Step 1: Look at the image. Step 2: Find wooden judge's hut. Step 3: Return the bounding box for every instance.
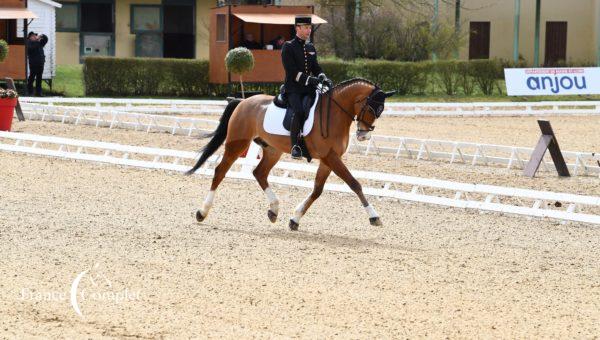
[209,5,326,87]
[0,0,37,80]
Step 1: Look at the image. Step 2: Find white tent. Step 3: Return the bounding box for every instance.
[17,0,61,80]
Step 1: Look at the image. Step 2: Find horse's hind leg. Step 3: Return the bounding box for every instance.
[252,144,282,223]
[196,139,251,222]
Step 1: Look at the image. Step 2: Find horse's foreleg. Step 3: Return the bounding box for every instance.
[196,139,251,222]
[289,162,331,231]
[324,151,382,226]
[252,146,282,223]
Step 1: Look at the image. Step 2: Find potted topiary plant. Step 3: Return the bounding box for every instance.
[0,88,18,131]
[0,38,19,131]
[225,47,254,98]
[0,39,8,63]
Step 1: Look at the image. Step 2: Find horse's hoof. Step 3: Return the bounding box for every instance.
[196,210,205,222]
[289,219,299,231]
[267,210,278,223]
[369,217,383,226]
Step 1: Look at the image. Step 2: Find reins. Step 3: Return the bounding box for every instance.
[317,83,382,137]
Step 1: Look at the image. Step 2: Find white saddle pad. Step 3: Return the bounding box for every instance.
[263,91,320,136]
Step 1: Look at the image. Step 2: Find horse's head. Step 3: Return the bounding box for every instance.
[353,86,396,141]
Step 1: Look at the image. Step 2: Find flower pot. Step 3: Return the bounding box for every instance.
[0,97,17,131]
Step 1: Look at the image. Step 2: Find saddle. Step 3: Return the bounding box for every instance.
[273,85,316,131]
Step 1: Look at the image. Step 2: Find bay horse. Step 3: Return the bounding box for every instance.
[186,78,395,230]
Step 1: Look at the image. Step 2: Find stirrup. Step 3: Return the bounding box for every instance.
[291,145,302,159]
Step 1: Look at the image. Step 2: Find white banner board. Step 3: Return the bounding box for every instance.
[504,68,600,96]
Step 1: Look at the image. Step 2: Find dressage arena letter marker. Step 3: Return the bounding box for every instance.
[523,120,570,177]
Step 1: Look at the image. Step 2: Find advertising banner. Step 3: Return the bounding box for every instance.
[504,68,600,96]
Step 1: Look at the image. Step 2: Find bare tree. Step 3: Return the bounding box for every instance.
[316,0,466,60]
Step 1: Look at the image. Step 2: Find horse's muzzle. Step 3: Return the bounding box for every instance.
[356,130,371,141]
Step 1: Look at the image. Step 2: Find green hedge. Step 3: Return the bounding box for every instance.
[320,58,354,84]
[469,59,503,95]
[435,60,461,95]
[355,60,432,95]
[322,58,502,96]
[84,57,210,97]
[84,56,511,97]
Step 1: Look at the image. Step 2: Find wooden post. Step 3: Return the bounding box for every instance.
[4,77,25,121]
[454,0,461,59]
[513,0,521,63]
[523,120,570,177]
[432,0,439,61]
[533,0,541,67]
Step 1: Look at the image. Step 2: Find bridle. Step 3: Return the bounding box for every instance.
[318,84,385,137]
[355,88,386,132]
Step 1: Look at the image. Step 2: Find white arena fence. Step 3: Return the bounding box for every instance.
[1,131,599,225]
[21,103,600,177]
[20,97,600,117]
[348,135,600,177]
[21,103,219,136]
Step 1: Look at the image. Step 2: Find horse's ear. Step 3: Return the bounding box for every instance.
[384,91,396,98]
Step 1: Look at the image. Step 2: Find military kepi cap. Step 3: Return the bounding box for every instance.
[295,15,312,26]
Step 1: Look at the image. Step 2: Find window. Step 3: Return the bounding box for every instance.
[216,14,226,42]
[6,20,24,44]
[545,22,567,66]
[56,2,79,31]
[0,19,24,44]
[135,32,163,57]
[81,2,113,33]
[469,21,490,59]
[131,5,161,33]
[0,20,6,41]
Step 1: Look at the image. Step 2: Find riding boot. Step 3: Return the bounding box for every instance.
[290,112,303,159]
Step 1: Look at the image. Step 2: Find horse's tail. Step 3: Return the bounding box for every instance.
[185,99,242,176]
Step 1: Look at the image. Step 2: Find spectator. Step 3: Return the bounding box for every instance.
[26,32,48,97]
[240,33,262,50]
[268,36,285,50]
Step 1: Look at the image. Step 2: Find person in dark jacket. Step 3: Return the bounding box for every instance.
[240,33,263,50]
[281,16,331,159]
[268,36,285,50]
[26,32,48,96]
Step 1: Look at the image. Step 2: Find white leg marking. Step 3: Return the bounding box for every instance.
[200,190,215,216]
[364,204,379,218]
[292,194,311,224]
[264,187,279,214]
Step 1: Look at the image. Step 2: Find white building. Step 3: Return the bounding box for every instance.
[17,0,61,81]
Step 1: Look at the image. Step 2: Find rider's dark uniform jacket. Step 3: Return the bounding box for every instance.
[281,36,324,94]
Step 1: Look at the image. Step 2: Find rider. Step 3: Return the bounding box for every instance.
[281,15,330,159]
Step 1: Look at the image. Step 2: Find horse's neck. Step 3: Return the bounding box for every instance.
[327,85,364,124]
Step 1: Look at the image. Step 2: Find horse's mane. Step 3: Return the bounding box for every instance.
[332,78,377,93]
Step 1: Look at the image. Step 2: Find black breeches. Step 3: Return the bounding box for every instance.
[287,93,308,121]
[288,93,309,146]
